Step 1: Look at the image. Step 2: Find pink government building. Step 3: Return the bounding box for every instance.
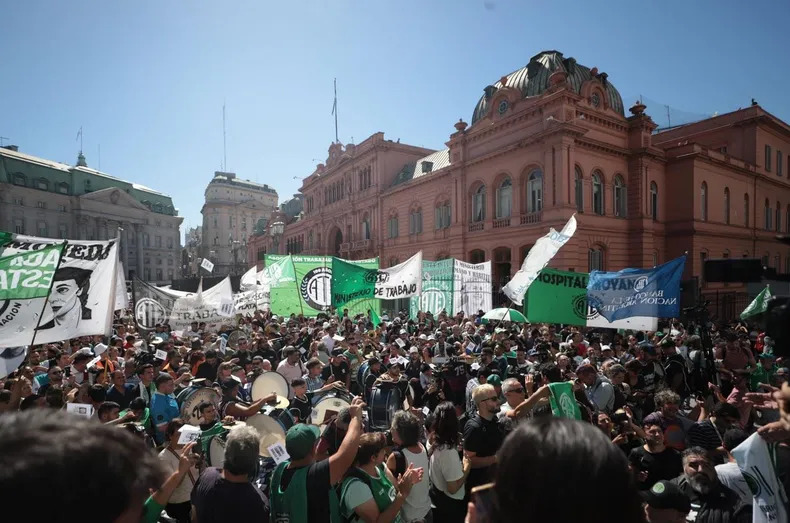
[248,50,790,316]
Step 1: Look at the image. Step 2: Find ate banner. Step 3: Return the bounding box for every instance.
[133,278,178,331]
[0,232,119,344]
[524,268,659,330]
[409,259,454,318]
[331,251,422,309]
[266,255,380,318]
[0,242,65,348]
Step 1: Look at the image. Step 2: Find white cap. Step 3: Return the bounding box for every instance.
[409,347,418,354]
[93,343,108,356]
[601,345,613,352]
[323,322,330,329]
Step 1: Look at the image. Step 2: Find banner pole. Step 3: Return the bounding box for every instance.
[29,240,69,348]
[291,255,304,317]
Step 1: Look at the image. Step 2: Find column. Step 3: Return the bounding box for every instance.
[122,225,130,276]
[136,224,144,279]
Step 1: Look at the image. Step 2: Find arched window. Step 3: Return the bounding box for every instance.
[388,214,399,238]
[527,169,543,213]
[613,175,626,217]
[409,208,422,235]
[765,199,772,230]
[362,215,371,240]
[472,185,486,222]
[574,166,584,213]
[58,182,70,195]
[36,179,49,191]
[724,187,730,224]
[592,171,604,215]
[496,177,512,219]
[744,194,750,227]
[12,173,25,186]
[650,182,658,221]
[588,247,604,271]
[700,182,708,221]
[777,202,782,232]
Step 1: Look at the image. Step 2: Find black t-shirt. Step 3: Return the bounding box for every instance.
[289,392,316,424]
[628,446,682,490]
[253,346,278,366]
[276,458,332,523]
[191,467,266,523]
[321,361,350,385]
[463,414,505,491]
[196,361,220,382]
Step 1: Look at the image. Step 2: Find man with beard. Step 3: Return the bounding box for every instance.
[671,447,751,522]
[628,421,682,490]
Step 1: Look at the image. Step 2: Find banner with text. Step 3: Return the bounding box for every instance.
[169,277,235,330]
[525,268,659,330]
[0,232,119,344]
[452,260,492,316]
[133,278,178,331]
[409,259,454,318]
[266,255,380,318]
[332,251,422,309]
[0,242,65,348]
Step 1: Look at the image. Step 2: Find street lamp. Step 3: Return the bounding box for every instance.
[270,221,285,255]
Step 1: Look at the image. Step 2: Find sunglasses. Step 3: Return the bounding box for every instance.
[507,388,524,393]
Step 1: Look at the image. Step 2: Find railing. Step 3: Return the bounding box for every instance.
[339,242,351,253]
[520,211,542,225]
[493,217,511,229]
[352,239,371,251]
[468,222,484,232]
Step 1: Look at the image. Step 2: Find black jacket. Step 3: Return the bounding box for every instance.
[671,476,751,523]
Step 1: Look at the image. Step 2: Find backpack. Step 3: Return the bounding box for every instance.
[336,468,374,523]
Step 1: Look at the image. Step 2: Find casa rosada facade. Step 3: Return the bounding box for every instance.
[248,50,790,313]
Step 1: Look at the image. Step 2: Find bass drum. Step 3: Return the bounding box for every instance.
[246,407,295,457]
[251,371,290,402]
[207,433,228,468]
[178,386,220,426]
[357,360,370,386]
[368,382,402,432]
[310,389,354,426]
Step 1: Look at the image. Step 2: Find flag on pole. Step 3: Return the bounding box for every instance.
[502,215,577,305]
[369,308,381,327]
[547,382,581,420]
[741,285,772,320]
[331,251,422,309]
[0,243,66,348]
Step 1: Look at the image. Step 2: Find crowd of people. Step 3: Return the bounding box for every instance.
[1,306,789,523]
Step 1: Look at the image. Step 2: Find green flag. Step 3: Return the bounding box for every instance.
[740,285,772,320]
[0,242,66,347]
[548,382,581,420]
[370,308,381,327]
[332,257,377,309]
[409,259,454,318]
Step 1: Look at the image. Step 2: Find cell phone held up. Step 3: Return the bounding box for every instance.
[471,482,497,523]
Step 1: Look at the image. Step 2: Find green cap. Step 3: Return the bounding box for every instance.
[285,424,320,460]
[487,374,502,386]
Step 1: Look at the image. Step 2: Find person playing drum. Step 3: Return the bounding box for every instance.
[377,361,411,409]
[289,377,345,423]
[219,378,277,421]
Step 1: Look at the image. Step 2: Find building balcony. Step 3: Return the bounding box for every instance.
[519,211,542,225]
[493,217,511,229]
[352,239,372,251]
[340,242,351,254]
[468,222,484,232]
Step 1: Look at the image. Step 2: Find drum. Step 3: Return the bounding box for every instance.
[311,389,354,426]
[368,382,402,431]
[246,406,295,457]
[207,433,228,468]
[177,386,220,426]
[357,360,370,386]
[251,371,290,402]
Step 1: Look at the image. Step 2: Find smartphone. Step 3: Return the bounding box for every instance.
[470,482,496,522]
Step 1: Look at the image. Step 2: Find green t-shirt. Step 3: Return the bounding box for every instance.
[119,408,151,432]
[340,465,401,523]
[141,496,165,523]
[750,364,777,391]
[344,351,362,381]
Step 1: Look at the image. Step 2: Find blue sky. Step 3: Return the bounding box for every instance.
[2,1,788,239]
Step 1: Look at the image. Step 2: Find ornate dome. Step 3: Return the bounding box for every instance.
[470,50,625,125]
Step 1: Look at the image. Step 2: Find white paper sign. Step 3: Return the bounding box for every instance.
[218,298,235,317]
[177,424,202,445]
[201,258,215,273]
[155,349,168,360]
[66,403,94,418]
[395,338,406,348]
[267,442,290,465]
[422,406,430,416]
[219,337,228,354]
[332,334,345,342]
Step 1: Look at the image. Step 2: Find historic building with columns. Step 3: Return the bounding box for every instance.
[0,145,182,284]
[251,50,790,316]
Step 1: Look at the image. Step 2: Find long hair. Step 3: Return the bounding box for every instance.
[494,417,645,523]
[430,402,459,451]
[53,267,92,319]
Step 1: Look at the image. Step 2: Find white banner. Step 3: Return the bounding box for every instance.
[502,215,577,306]
[375,251,423,299]
[586,313,659,331]
[114,262,129,311]
[233,288,270,315]
[169,277,234,330]
[453,260,492,315]
[239,266,258,290]
[0,234,119,344]
[200,258,214,273]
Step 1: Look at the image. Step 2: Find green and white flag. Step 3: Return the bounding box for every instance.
[741,285,772,320]
[332,251,422,309]
[547,382,581,420]
[0,242,66,348]
[409,259,454,318]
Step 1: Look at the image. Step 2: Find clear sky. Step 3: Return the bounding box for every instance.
[2,1,789,239]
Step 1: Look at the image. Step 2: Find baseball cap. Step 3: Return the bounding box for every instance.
[286,424,321,460]
[601,345,613,352]
[331,348,344,357]
[220,378,239,391]
[486,374,502,387]
[641,481,691,513]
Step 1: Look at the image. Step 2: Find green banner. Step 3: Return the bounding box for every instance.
[548,382,582,420]
[409,259,454,318]
[0,244,64,300]
[331,257,377,309]
[524,268,589,326]
[266,255,380,318]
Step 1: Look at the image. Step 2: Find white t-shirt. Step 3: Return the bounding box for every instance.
[715,462,753,507]
[157,447,198,504]
[429,445,465,500]
[276,360,305,398]
[401,446,431,521]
